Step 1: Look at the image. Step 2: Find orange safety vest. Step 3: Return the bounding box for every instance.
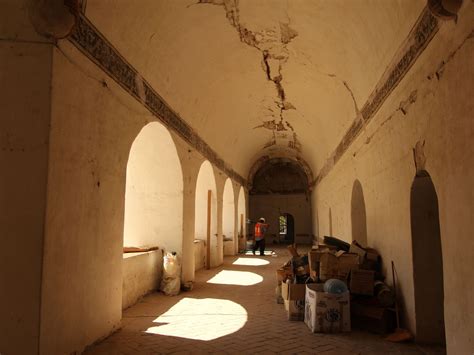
[255,223,264,238]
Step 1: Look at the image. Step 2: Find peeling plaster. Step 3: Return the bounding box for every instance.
[430,29,474,80]
[357,90,418,149]
[197,0,300,150]
[356,27,474,156]
[413,140,427,174]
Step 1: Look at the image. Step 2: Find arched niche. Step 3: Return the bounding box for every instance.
[351,179,368,247]
[410,171,445,345]
[248,157,313,245]
[222,178,235,256]
[195,161,218,268]
[124,122,183,253]
[237,186,247,253]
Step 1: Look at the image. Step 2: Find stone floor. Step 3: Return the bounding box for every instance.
[86,246,446,354]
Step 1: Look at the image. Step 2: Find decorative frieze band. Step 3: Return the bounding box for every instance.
[69,15,246,186]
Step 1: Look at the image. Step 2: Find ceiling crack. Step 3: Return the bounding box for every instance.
[195,0,300,146]
[342,80,360,114]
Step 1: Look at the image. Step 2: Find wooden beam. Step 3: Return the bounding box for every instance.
[206,189,212,270]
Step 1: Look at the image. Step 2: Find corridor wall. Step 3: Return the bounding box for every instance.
[312,6,474,352]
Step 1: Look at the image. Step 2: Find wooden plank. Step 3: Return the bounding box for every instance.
[206,189,212,269]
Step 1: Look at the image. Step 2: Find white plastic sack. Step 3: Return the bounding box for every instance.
[161,277,181,296]
[161,252,181,296]
[163,252,180,278]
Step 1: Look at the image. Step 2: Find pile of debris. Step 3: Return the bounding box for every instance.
[276,237,396,334]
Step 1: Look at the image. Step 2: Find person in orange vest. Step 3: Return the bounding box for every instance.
[253,217,269,255]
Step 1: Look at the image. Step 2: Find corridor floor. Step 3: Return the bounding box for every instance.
[87,246,445,354]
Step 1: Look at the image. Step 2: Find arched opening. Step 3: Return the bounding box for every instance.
[195,161,218,269]
[249,158,313,246]
[123,122,183,308]
[223,178,235,256]
[351,179,368,247]
[237,187,247,253]
[410,171,445,345]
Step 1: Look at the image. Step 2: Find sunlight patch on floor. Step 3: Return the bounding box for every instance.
[232,257,269,266]
[145,298,247,341]
[244,250,275,256]
[206,270,263,286]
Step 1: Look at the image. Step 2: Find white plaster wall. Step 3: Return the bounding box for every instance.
[39,41,147,354]
[0,39,52,355]
[122,250,163,310]
[312,7,474,353]
[124,122,183,254]
[249,194,312,243]
[194,161,218,267]
[237,186,247,252]
[174,144,203,283]
[193,240,206,272]
[214,170,227,266]
[222,178,235,257]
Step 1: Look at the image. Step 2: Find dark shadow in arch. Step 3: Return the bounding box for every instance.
[410,170,445,345]
[351,179,368,247]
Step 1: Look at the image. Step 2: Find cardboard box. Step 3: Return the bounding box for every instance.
[285,299,305,321]
[276,266,292,283]
[281,281,306,301]
[319,252,359,281]
[305,284,351,333]
[351,303,396,334]
[350,269,375,295]
[349,241,366,263]
[365,248,380,262]
[275,284,284,304]
[282,281,306,321]
[314,243,338,252]
[308,250,324,279]
[338,253,360,277]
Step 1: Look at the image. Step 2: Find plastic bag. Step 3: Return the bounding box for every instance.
[160,252,181,296]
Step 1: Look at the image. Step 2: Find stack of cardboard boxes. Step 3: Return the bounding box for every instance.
[276,238,395,334]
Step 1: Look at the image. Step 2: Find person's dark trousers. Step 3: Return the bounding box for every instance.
[253,239,266,255]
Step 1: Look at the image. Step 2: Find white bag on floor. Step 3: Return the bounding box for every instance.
[161,252,181,296]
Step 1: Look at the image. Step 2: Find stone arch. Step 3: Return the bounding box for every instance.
[124,121,184,253]
[195,160,218,268]
[247,156,314,191]
[222,178,235,256]
[237,186,247,253]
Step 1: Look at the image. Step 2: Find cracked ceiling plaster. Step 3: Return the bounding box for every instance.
[86,0,426,178]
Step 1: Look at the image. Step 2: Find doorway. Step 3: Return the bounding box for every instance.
[279,213,295,243]
[410,171,445,344]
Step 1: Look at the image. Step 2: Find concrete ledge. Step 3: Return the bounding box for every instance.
[122,249,162,310]
[194,240,206,271]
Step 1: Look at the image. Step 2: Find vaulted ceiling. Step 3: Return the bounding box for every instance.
[85,0,426,178]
